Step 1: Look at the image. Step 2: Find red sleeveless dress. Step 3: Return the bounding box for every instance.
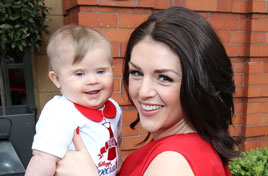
[118,133,231,176]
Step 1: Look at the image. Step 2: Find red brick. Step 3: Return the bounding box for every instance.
[170,0,185,7]
[119,14,149,28]
[249,45,268,57]
[243,125,268,137]
[113,59,123,77]
[154,0,169,9]
[246,74,268,85]
[122,110,138,124]
[234,86,244,97]
[62,0,77,12]
[264,62,268,73]
[111,92,130,105]
[232,60,245,73]
[120,43,128,57]
[111,43,119,57]
[122,124,138,137]
[210,14,239,31]
[100,29,133,43]
[198,12,209,21]
[234,100,243,114]
[237,45,246,57]
[266,33,268,44]
[244,114,260,125]
[252,14,268,19]
[246,62,263,73]
[113,78,121,92]
[122,105,136,110]
[247,97,268,103]
[232,114,243,125]
[228,125,242,137]
[77,0,98,5]
[250,19,268,32]
[241,140,259,151]
[79,6,117,13]
[186,0,217,11]
[234,74,244,85]
[137,0,155,8]
[250,32,266,44]
[117,8,153,14]
[259,140,268,149]
[260,115,268,124]
[99,0,136,7]
[231,32,247,44]
[259,135,268,141]
[78,13,117,28]
[224,45,237,57]
[245,101,268,114]
[244,102,260,114]
[245,86,262,97]
[239,15,248,31]
[263,86,268,96]
[217,32,231,44]
[248,0,267,13]
[218,0,232,12]
[232,0,248,13]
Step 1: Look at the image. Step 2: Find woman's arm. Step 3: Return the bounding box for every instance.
[144,151,194,176]
[55,131,98,176]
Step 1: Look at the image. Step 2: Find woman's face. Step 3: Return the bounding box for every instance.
[128,39,184,138]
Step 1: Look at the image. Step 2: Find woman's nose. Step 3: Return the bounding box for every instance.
[138,77,156,99]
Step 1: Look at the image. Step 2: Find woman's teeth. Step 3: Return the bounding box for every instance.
[141,104,162,111]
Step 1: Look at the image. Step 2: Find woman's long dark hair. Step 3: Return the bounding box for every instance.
[123,6,240,165]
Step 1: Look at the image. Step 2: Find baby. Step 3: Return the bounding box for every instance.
[25,25,122,176]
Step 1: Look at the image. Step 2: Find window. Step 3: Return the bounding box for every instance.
[0,50,35,112]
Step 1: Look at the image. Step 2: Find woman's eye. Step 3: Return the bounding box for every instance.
[129,70,143,77]
[75,72,84,77]
[159,75,173,82]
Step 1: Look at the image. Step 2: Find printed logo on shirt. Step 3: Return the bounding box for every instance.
[97,120,118,176]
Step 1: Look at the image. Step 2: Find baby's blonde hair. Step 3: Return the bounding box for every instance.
[47,25,111,71]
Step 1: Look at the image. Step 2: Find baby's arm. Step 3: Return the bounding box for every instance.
[25,149,60,176]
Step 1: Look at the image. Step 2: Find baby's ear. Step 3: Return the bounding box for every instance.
[48,71,61,89]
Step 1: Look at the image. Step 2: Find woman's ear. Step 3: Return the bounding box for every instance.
[48,71,61,89]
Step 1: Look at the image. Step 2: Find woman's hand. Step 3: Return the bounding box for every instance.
[55,130,99,176]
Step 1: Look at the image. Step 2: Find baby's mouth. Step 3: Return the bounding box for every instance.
[85,90,101,94]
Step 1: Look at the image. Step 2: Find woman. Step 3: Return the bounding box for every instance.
[56,6,239,176]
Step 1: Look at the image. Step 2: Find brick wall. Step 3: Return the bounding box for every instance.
[61,0,268,159]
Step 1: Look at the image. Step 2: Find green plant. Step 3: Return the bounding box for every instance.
[0,0,50,57]
[229,147,268,176]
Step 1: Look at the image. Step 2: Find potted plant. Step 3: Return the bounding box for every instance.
[0,0,50,170]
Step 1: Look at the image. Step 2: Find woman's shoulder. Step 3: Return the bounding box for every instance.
[144,151,194,176]
[151,133,226,176]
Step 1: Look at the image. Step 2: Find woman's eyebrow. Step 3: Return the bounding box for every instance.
[155,69,181,76]
[129,61,141,70]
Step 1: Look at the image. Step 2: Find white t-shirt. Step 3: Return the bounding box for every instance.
[32,96,122,176]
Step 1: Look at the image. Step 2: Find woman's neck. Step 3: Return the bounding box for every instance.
[152,118,196,140]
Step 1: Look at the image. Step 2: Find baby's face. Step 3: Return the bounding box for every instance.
[54,43,113,109]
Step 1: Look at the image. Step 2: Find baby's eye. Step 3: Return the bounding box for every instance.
[75,72,85,77]
[97,70,105,74]
[129,70,143,77]
[159,75,173,82]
